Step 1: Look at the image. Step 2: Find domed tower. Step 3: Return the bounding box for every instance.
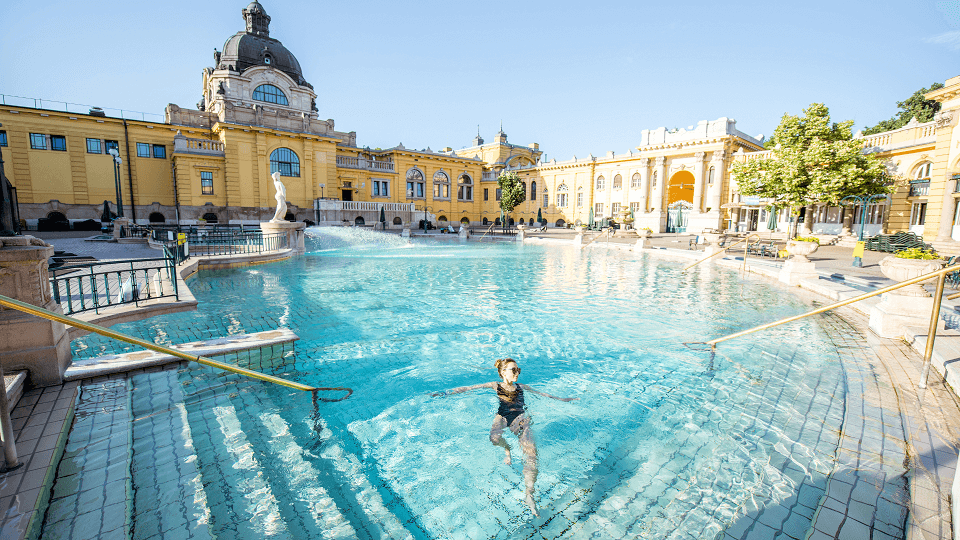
[182,2,349,138]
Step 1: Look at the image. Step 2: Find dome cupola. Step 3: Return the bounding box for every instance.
[217,2,310,88]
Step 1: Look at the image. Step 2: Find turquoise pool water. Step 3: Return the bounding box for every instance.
[48,229,901,539]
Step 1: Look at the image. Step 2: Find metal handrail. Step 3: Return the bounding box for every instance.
[688,262,960,389]
[681,233,761,273]
[477,223,497,242]
[0,294,353,401]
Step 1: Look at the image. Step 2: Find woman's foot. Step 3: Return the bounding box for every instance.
[503,449,512,465]
[525,493,539,517]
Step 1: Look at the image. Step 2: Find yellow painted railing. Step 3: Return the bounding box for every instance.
[0,294,352,401]
[688,263,960,390]
[681,233,761,274]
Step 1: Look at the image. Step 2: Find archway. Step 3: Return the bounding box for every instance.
[148,212,166,223]
[202,212,219,223]
[355,216,365,225]
[667,170,695,206]
[393,217,402,225]
[460,217,470,225]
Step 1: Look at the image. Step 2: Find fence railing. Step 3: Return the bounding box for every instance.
[186,231,288,256]
[50,256,179,315]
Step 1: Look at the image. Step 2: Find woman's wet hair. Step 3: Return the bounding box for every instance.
[494,358,520,375]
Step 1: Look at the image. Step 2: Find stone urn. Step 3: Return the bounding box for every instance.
[785,240,819,263]
[638,229,652,238]
[618,208,634,230]
[878,256,945,297]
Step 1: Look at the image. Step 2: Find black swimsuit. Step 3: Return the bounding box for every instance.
[496,383,526,426]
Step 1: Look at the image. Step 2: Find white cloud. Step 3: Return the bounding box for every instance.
[926,30,960,49]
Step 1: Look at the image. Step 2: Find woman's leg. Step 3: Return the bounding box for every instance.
[513,415,539,516]
[489,415,512,465]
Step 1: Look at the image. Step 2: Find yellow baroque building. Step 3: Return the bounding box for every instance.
[2,1,960,250]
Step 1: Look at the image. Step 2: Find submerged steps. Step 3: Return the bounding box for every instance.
[65,329,299,381]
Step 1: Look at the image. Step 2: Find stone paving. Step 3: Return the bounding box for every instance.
[0,229,957,539]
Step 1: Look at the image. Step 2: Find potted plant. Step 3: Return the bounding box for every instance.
[879,248,944,297]
[786,236,819,262]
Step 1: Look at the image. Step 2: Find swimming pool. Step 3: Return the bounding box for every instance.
[45,229,909,539]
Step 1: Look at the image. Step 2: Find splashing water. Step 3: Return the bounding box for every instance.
[305,226,413,251]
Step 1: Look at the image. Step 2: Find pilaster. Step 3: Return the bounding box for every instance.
[692,152,706,213]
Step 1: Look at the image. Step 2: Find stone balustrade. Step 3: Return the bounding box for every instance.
[335,156,396,172]
[173,133,225,156]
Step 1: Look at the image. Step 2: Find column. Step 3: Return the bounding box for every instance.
[638,158,649,212]
[692,152,706,213]
[801,204,814,235]
[708,150,726,212]
[651,157,666,212]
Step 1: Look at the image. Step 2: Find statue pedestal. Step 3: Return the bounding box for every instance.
[0,236,71,386]
[260,221,306,255]
[869,294,944,339]
[779,259,817,286]
[401,226,411,238]
[458,226,469,240]
[516,224,526,242]
[112,217,131,241]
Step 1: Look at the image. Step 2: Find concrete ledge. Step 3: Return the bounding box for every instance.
[192,249,294,271]
[903,326,960,397]
[64,328,299,381]
[4,371,26,410]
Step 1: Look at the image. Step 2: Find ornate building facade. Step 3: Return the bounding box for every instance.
[2,2,960,248]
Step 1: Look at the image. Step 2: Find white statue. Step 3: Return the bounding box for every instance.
[270,172,287,222]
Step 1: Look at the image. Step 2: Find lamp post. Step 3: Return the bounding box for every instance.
[840,194,886,267]
[422,205,433,232]
[108,148,124,218]
[319,183,325,199]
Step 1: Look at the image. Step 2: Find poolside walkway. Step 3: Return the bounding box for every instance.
[0,229,957,539]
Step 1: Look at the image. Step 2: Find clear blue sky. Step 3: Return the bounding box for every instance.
[3,0,959,161]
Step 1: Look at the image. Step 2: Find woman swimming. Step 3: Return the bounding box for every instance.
[433,358,577,516]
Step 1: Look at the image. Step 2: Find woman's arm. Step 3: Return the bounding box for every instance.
[431,382,495,397]
[520,384,578,402]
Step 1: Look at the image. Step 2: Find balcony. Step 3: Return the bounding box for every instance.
[173,134,224,156]
[909,181,930,197]
[336,156,396,173]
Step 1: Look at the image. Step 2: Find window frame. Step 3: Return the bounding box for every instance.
[153,145,166,159]
[252,84,289,106]
[373,179,390,197]
[200,171,214,195]
[433,170,451,199]
[50,135,66,152]
[405,168,425,198]
[86,138,102,154]
[594,202,604,217]
[613,174,622,190]
[557,184,568,208]
[137,143,151,158]
[631,173,640,188]
[457,174,473,201]
[30,133,46,150]
[270,147,301,177]
[596,175,605,190]
[0,131,7,147]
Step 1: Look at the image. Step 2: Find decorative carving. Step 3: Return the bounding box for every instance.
[213,48,221,64]
[217,81,225,95]
[935,110,955,130]
[311,98,318,112]
[638,158,649,167]
[711,150,726,162]
[655,156,666,167]
[695,151,705,161]
[197,96,206,111]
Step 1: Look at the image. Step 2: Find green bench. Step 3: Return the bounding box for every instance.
[864,231,933,253]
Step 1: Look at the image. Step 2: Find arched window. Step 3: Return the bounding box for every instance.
[577,186,584,208]
[253,84,289,105]
[557,183,569,208]
[555,219,566,227]
[915,162,933,181]
[508,218,515,226]
[613,174,622,189]
[458,174,473,201]
[460,217,470,225]
[483,217,490,225]
[433,171,450,199]
[406,168,425,198]
[708,166,716,185]
[542,187,549,207]
[270,148,300,177]
[530,181,537,201]
[631,172,641,188]
[596,175,605,190]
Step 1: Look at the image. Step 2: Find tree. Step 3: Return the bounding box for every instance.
[730,103,894,236]
[497,172,526,223]
[862,83,944,135]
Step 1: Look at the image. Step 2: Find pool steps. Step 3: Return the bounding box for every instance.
[63,329,299,381]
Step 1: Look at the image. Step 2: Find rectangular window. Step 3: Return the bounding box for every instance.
[201,171,214,195]
[0,131,7,147]
[416,182,424,198]
[459,186,472,201]
[911,202,927,226]
[50,135,66,151]
[595,203,604,217]
[86,138,102,154]
[373,179,389,197]
[484,188,489,201]
[137,143,150,157]
[577,192,583,208]
[630,202,640,214]
[30,133,46,150]
[153,145,166,159]
[496,188,502,201]
[543,193,549,207]
[105,140,119,153]
[612,203,621,215]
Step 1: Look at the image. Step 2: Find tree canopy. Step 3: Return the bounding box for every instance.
[730,103,894,211]
[497,172,526,217]
[862,83,944,135]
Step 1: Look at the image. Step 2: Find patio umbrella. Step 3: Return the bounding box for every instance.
[537,208,543,225]
[588,206,594,229]
[766,205,777,238]
[100,200,114,222]
[379,206,386,230]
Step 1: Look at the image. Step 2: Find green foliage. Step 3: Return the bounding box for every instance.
[862,83,944,135]
[497,172,526,215]
[792,236,820,244]
[894,247,940,260]
[730,103,894,211]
